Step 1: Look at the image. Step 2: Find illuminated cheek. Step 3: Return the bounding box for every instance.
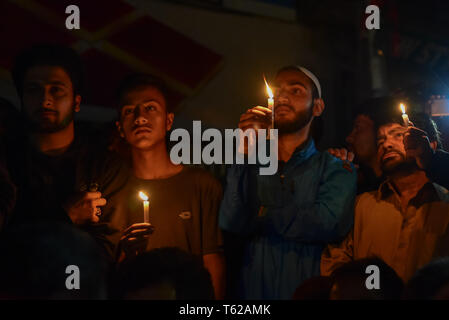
[393,138,406,152]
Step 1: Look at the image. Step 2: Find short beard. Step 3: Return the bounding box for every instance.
[381,157,418,176]
[27,107,75,134]
[275,106,314,134]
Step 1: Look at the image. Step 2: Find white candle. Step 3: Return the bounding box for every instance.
[139,191,150,223]
[264,76,274,138]
[143,200,149,223]
[400,103,410,127]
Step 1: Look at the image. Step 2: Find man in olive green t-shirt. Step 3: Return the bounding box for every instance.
[105,73,225,299]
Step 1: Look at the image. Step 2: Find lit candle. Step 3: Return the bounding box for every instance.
[264,76,274,138]
[400,103,410,127]
[139,191,150,223]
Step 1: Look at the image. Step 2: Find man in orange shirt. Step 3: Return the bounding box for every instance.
[321,112,449,282]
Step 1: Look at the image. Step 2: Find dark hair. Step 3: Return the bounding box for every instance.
[116,73,173,116]
[11,44,84,98]
[292,276,333,300]
[330,257,404,300]
[114,247,214,300]
[352,97,399,124]
[276,65,320,102]
[403,257,449,299]
[354,97,442,148]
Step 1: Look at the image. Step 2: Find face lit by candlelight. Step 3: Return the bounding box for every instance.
[117,85,174,151]
[376,123,413,174]
[272,68,324,134]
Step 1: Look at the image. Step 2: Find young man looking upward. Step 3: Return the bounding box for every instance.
[109,74,225,299]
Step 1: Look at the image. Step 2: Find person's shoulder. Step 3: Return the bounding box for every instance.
[319,151,357,178]
[432,183,449,203]
[353,191,378,216]
[356,190,378,203]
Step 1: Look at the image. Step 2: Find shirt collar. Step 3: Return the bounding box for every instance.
[289,138,317,164]
[376,178,446,204]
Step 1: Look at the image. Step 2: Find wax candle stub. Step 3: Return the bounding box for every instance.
[400,103,410,127]
[139,191,150,223]
[402,113,410,127]
[143,201,149,223]
[264,76,275,139]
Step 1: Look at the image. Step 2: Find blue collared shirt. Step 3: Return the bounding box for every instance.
[219,139,357,299]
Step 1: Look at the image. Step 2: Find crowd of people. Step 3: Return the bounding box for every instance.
[0,43,448,300]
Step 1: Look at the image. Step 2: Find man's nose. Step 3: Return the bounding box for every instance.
[134,107,148,125]
[380,138,394,152]
[275,93,289,105]
[41,88,52,107]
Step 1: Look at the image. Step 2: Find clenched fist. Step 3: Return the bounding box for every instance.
[64,191,106,225]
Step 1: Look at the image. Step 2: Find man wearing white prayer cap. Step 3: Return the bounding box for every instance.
[219,65,357,299]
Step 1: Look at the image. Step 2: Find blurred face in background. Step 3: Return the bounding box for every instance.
[346,114,377,165]
[22,66,80,133]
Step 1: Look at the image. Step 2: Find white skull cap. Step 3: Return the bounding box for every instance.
[295,66,322,98]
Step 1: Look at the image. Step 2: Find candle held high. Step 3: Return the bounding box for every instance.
[400,103,410,127]
[264,76,274,139]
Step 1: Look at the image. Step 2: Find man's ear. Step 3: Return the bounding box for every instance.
[430,140,437,151]
[166,112,174,131]
[74,94,81,112]
[313,98,325,117]
[116,120,125,138]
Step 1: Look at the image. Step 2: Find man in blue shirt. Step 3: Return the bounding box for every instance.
[219,66,357,299]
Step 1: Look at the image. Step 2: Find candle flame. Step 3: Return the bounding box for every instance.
[400,103,406,114]
[263,75,274,99]
[139,191,148,201]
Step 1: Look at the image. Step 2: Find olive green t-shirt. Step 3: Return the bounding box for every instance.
[105,166,223,258]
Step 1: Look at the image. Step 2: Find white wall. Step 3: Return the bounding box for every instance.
[127,0,335,133]
[1,0,341,147]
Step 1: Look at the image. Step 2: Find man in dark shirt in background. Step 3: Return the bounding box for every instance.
[3,44,128,256]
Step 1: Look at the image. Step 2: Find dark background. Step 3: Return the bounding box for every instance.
[1,0,448,150]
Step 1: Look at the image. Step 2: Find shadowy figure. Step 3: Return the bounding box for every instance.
[403,257,449,299]
[113,247,214,300]
[292,276,333,300]
[0,163,16,230]
[0,97,20,165]
[0,221,110,299]
[329,258,403,300]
